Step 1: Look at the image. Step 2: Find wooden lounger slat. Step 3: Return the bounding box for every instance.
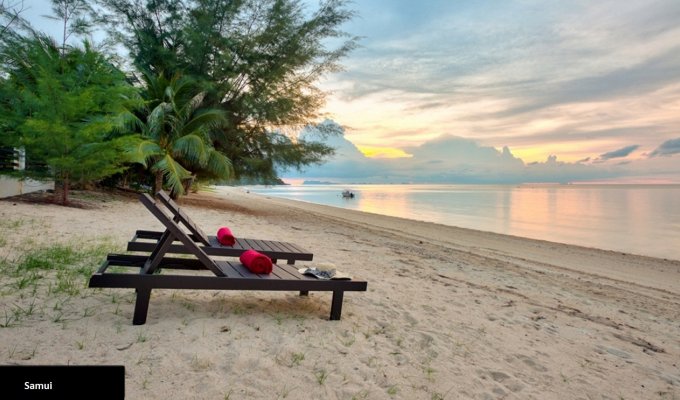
[265,240,288,253]
[273,263,304,280]
[283,241,310,254]
[230,238,248,250]
[277,240,304,254]
[243,238,262,251]
[215,261,249,278]
[156,191,211,245]
[243,238,266,252]
[252,239,275,252]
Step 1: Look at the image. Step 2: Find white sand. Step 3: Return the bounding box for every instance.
[1,187,679,399]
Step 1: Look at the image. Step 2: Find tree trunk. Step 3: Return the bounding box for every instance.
[62,176,69,206]
[182,175,195,196]
[154,171,163,194]
[54,173,70,206]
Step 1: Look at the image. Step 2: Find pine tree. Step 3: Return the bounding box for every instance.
[1,34,139,204]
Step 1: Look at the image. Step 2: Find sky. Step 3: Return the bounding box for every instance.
[296,0,680,183]
[17,0,680,183]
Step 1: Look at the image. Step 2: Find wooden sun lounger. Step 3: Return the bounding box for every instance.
[126,191,313,265]
[89,194,367,325]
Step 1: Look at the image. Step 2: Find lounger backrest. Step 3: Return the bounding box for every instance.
[139,194,224,277]
[155,191,211,246]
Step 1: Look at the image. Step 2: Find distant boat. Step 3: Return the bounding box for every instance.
[341,189,355,199]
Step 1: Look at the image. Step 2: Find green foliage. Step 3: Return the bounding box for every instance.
[98,0,357,181]
[46,0,95,53]
[0,0,29,39]
[126,71,233,196]
[19,245,80,271]
[0,34,140,204]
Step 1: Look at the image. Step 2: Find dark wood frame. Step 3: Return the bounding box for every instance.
[88,194,367,325]
[126,191,313,265]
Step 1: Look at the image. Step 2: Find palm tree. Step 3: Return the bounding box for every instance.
[128,72,233,197]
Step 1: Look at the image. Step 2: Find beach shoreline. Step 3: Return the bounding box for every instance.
[221,186,680,293]
[1,188,679,399]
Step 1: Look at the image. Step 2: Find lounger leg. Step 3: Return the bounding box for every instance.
[330,291,344,320]
[288,260,308,295]
[133,288,152,325]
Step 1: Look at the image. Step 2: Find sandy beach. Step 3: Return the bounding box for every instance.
[1,187,679,399]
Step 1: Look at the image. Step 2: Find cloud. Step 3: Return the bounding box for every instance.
[284,131,628,184]
[649,137,680,157]
[289,122,391,179]
[318,0,680,168]
[597,145,640,160]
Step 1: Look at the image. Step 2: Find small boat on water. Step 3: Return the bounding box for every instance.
[341,190,355,199]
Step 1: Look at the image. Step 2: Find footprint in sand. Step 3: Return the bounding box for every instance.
[507,354,549,372]
[479,370,526,396]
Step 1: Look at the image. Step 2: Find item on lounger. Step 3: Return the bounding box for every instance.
[240,249,273,274]
[216,227,236,246]
[298,264,352,280]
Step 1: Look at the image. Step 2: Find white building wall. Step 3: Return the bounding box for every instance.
[0,176,54,198]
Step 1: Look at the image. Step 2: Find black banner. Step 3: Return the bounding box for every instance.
[1,365,125,399]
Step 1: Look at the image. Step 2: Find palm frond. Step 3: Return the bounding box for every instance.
[206,150,233,179]
[125,139,163,167]
[180,109,227,137]
[181,92,207,118]
[173,134,209,166]
[146,102,172,139]
[152,154,191,196]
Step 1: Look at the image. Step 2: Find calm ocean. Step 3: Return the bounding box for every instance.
[241,184,680,261]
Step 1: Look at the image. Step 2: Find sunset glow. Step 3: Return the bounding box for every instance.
[306,0,680,183]
[356,146,413,159]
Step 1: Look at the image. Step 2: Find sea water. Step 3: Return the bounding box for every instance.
[238,184,680,261]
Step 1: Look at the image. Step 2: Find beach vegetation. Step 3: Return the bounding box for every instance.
[0,239,116,327]
[190,354,215,371]
[0,33,141,205]
[51,310,64,323]
[424,366,436,382]
[1,0,356,198]
[82,306,96,318]
[1,308,18,327]
[276,384,296,399]
[351,390,370,400]
[290,351,305,367]
[136,330,148,343]
[6,344,17,359]
[313,368,329,385]
[96,0,356,185]
[124,71,233,197]
[44,0,96,56]
[0,0,29,39]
